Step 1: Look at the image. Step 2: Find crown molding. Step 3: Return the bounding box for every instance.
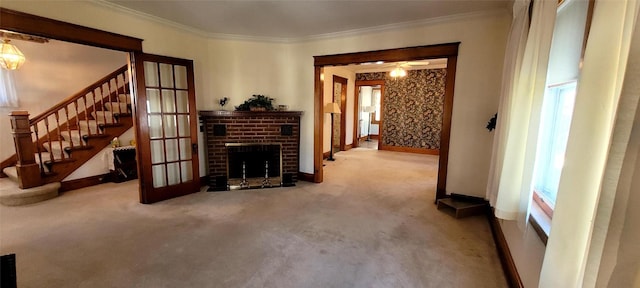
[205,32,293,43]
[90,0,293,43]
[293,9,509,43]
[91,1,508,44]
[90,0,211,38]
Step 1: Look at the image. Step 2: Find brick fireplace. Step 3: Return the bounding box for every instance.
[199,110,303,191]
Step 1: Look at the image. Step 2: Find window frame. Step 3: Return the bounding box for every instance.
[533,80,577,207]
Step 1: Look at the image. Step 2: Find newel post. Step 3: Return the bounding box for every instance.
[9,111,42,189]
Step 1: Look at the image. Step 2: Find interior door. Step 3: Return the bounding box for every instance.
[133,53,200,204]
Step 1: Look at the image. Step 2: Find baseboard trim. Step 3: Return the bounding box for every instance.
[60,173,110,192]
[487,209,524,288]
[297,172,314,182]
[358,135,379,141]
[379,145,439,155]
[529,215,549,246]
[345,144,353,150]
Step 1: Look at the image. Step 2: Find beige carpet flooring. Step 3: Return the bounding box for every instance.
[0,147,507,288]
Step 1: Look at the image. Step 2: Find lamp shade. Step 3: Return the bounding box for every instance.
[0,40,26,70]
[324,102,341,114]
[363,106,376,113]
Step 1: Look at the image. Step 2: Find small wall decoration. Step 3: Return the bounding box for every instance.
[486,113,497,131]
[218,97,228,110]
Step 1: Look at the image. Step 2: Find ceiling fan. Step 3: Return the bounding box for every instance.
[350,58,446,74]
[379,61,430,77]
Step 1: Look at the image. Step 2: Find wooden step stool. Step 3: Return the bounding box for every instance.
[437,194,488,218]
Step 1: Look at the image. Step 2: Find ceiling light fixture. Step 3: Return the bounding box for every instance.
[390,66,407,78]
[0,39,26,70]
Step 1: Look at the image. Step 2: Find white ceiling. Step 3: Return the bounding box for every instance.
[105,0,512,41]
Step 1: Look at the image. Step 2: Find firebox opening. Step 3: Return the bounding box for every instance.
[226,143,282,189]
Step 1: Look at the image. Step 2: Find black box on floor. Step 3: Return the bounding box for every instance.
[1,253,17,288]
[208,176,228,192]
[282,173,295,187]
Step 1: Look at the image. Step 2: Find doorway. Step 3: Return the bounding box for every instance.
[313,43,459,200]
[353,80,384,150]
[0,8,200,204]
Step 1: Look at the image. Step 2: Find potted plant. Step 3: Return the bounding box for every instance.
[235,94,275,111]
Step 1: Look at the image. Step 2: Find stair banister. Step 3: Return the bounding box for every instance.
[1,64,130,184]
[9,111,43,189]
[27,65,128,125]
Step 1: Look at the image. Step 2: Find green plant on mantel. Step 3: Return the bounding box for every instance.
[235,94,275,111]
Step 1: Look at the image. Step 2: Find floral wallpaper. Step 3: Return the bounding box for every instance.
[356,69,446,150]
[333,82,341,148]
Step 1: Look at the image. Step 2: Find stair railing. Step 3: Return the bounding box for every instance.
[9,65,129,179]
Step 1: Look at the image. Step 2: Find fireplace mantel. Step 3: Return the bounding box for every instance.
[199,110,303,191]
[199,110,303,117]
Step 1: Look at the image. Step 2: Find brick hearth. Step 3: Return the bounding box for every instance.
[199,110,303,189]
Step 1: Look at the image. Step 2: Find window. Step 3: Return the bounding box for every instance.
[529,0,590,226]
[533,81,577,207]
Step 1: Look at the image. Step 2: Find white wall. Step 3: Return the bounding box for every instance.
[205,39,294,110]
[1,2,510,199]
[0,39,126,160]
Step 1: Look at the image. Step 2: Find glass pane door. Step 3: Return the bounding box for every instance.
[134,53,199,203]
[144,61,194,188]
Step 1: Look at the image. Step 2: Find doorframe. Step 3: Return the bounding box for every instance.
[0,8,142,52]
[314,43,459,200]
[0,8,150,196]
[332,75,348,151]
[353,80,385,149]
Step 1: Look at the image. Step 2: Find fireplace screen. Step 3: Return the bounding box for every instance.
[225,143,282,189]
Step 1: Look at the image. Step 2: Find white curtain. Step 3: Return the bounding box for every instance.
[583,9,640,286]
[0,68,19,108]
[539,0,640,286]
[487,0,531,210]
[487,0,557,222]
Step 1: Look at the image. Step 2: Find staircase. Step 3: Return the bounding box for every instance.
[0,65,133,206]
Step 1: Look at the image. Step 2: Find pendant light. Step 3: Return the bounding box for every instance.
[0,39,26,70]
[390,66,407,78]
